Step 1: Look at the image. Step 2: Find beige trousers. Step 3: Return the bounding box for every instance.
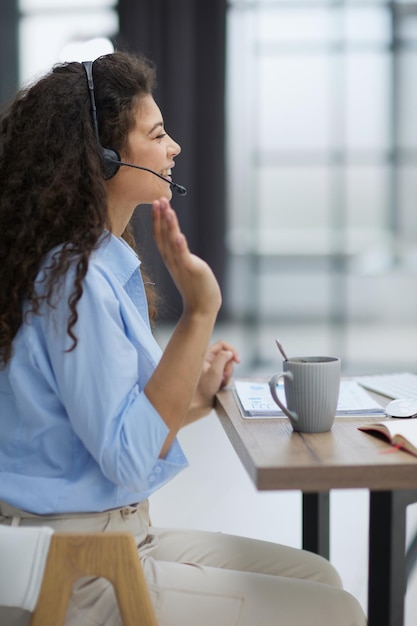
[0,500,366,626]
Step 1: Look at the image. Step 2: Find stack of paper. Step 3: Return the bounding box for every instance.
[234,379,384,419]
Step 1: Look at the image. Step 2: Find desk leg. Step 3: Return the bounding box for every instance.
[302,492,330,559]
[368,490,412,626]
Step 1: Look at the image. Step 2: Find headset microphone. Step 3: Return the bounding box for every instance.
[102,151,187,196]
[82,61,187,196]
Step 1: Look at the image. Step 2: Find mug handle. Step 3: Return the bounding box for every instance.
[268,371,298,422]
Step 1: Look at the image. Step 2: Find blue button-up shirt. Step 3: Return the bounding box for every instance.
[0,233,188,513]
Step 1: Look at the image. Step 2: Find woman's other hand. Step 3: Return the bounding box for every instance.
[185,341,240,424]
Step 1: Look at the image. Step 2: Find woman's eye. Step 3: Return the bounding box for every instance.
[156,133,167,140]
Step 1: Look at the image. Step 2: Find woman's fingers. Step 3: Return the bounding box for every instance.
[197,343,240,403]
[206,340,240,365]
[152,197,222,317]
[152,198,190,267]
[203,342,240,388]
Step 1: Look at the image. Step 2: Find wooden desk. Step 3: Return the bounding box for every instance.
[215,386,417,626]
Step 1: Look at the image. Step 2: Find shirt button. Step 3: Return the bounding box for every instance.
[149,474,156,482]
[155,466,162,474]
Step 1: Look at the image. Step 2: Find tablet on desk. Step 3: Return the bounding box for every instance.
[234,379,385,419]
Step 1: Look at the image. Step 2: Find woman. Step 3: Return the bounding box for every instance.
[0,51,366,625]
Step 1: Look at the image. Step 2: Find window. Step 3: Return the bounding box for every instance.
[226,0,417,370]
[18,0,118,85]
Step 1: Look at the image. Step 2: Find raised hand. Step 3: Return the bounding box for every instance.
[152,197,221,318]
[148,198,228,453]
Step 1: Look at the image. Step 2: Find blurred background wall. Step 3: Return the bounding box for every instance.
[2,0,417,375]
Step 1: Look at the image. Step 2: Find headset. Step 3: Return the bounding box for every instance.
[82,60,187,195]
[82,61,119,180]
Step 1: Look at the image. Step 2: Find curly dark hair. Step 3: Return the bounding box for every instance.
[0,51,159,366]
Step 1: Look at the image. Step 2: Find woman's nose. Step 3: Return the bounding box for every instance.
[168,136,181,157]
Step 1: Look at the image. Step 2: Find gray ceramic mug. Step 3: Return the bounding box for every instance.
[268,356,341,433]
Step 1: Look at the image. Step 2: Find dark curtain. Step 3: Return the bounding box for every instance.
[0,0,19,106]
[116,0,227,320]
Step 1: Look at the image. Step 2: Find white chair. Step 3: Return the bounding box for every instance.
[0,525,158,626]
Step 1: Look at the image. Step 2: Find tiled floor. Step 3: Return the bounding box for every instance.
[151,320,417,623]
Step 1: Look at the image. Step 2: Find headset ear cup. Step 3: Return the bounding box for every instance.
[101,147,120,180]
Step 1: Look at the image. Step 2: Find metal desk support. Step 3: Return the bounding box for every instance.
[302,492,330,559]
[303,489,417,626]
[368,489,417,626]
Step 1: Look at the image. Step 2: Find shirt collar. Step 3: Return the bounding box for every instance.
[96,231,141,286]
